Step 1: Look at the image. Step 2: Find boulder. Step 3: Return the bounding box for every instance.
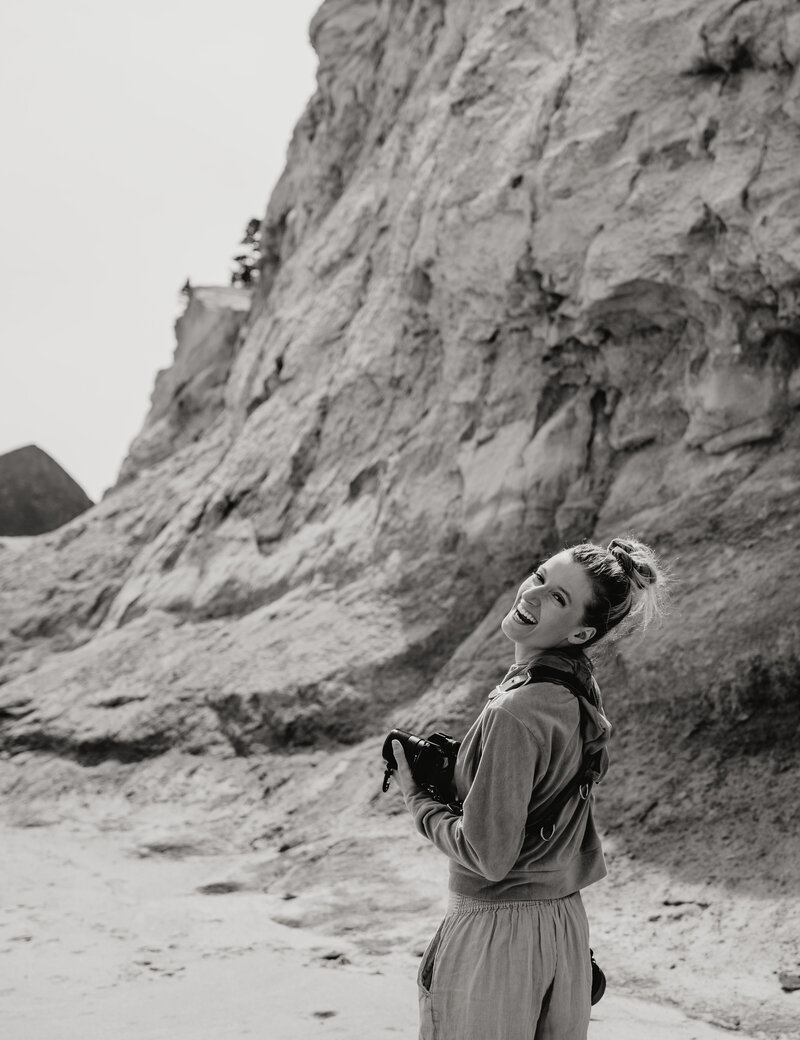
[0,445,92,536]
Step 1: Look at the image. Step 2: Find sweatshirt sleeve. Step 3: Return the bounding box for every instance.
[404,703,540,883]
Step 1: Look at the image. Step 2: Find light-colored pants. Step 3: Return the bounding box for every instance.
[418,891,592,1040]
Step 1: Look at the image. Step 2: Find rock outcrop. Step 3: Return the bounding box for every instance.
[1,1,799,1031]
[117,285,252,485]
[0,445,92,536]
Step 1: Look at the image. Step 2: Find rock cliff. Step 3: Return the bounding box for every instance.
[1,0,799,1031]
[116,286,252,486]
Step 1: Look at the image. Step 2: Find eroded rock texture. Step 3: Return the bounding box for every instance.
[117,286,252,485]
[3,0,799,783]
[1,1,799,1026]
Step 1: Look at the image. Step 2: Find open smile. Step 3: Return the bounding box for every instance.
[512,603,537,626]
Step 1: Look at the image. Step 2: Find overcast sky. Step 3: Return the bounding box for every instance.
[0,0,321,501]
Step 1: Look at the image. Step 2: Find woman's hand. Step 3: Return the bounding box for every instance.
[390,739,420,799]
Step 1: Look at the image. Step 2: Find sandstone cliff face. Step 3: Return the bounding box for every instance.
[1,1,799,1029]
[117,286,252,485]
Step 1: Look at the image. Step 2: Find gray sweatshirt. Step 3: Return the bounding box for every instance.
[405,650,612,901]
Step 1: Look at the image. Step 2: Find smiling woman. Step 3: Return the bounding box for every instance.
[503,538,665,660]
[391,535,669,1040]
[501,552,597,658]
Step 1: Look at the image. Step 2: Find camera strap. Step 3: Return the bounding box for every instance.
[522,664,605,842]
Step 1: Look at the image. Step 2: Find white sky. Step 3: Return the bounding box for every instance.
[0,0,321,501]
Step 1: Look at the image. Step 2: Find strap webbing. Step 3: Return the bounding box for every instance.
[525,664,598,706]
[521,664,604,837]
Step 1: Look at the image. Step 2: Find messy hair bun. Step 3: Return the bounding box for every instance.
[570,535,669,646]
[607,537,657,589]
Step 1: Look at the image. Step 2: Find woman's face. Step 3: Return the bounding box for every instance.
[500,550,596,656]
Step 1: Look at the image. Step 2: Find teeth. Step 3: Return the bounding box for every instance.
[514,604,537,625]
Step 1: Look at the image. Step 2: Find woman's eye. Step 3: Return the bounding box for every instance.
[554,593,565,606]
[532,571,543,583]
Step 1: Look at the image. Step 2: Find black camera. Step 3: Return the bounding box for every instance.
[381,728,461,807]
[590,949,606,1005]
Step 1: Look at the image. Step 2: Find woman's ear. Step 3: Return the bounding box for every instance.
[567,627,596,646]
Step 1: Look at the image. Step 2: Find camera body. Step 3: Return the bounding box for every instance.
[382,728,461,806]
[590,949,606,1005]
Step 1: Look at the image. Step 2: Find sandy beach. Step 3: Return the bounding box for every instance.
[1,817,768,1040]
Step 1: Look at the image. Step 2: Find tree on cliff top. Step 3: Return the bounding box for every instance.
[230,217,261,287]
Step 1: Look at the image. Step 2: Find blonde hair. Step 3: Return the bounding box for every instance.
[569,536,670,646]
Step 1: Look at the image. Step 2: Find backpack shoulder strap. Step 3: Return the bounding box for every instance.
[525,663,595,705]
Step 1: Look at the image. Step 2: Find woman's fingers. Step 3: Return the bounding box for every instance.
[391,739,415,794]
[391,739,407,771]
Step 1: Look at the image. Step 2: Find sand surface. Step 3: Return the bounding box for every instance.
[0,818,766,1040]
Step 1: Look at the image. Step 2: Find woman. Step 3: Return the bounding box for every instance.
[391,537,668,1040]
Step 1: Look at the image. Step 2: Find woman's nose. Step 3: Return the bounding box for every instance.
[522,587,541,605]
